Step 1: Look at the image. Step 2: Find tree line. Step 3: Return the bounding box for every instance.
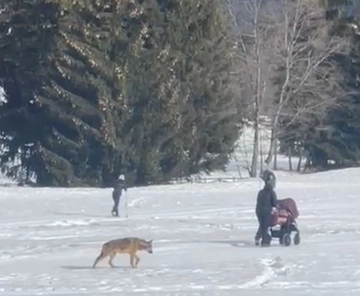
[0,0,244,186]
[0,0,359,187]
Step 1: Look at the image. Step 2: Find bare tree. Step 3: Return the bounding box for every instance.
[225,0,275,177]
[225,0,347,175]
[263,0,348,167]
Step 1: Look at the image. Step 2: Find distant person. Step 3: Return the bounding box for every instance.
[111,174,127,217]
[255,169,277,247]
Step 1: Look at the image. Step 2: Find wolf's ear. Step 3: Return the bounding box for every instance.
[148,239,153,244]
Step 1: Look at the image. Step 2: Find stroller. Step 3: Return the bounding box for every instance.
[270,198,300,246]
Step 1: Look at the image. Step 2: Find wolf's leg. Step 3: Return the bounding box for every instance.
[129,253,135,268]
[108,252,116,268]
[93,252,107,268]
[134,254,140,267]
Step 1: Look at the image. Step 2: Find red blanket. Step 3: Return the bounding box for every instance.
[277,198,299,219]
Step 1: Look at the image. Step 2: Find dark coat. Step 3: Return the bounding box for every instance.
[256,184,277,216]
[113,179,126,197]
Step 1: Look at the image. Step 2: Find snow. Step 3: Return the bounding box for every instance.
[0,86,6,105]
[0,116,358,295]
[1,166,360,295]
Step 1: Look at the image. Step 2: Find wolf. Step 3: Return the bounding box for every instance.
[92,237,153,268]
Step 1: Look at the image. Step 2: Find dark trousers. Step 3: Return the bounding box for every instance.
[255,212,273,245]
[112,192,121,216]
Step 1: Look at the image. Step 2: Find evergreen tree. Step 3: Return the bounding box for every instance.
[0,0,130,186]
[0,0,244,186]
[306,0,360,168]
[122,0,243,184]
[1,0,146,186]
[169,0,241,176]
[33,1,120,186]
[0,0,59,183]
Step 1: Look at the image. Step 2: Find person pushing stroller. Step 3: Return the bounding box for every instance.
[255,169,277,247]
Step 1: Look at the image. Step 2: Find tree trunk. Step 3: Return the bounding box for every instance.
[250,121,259,177]
[297,153,302,172]
[273,139,278,170]
[259,128,264,173]
[250,3,262,178]
[288,146,293,171]
[265,123,277,166]
[265,8,291,167]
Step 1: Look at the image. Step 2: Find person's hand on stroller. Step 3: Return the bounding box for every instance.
[275,202,284,209]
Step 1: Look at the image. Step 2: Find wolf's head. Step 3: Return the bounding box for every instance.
[140,239,153,253]
[145,240,153,253]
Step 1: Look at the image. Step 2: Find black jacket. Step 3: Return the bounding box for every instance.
[113,179,126,195]
[255,184,277,215]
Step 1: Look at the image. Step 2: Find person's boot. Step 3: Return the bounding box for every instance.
[111,208,118,217]
[255,238,260,246]
[261,240,271,247]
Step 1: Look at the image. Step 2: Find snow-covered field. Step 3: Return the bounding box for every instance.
[1,167,360,295]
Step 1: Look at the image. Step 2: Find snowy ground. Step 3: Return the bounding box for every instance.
[1,168,360,295]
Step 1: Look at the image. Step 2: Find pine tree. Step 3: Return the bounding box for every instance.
[0,0,59,183]
[305,0,360,168]
[171,0,241,175]
[122,0,243,183]
[0,0,131,186]
[32,1,115,186]
[1,0,244,186]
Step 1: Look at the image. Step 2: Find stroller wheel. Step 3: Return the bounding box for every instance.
[279,228,286,245]
[294,232,300,245]
[283,233,291,246]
